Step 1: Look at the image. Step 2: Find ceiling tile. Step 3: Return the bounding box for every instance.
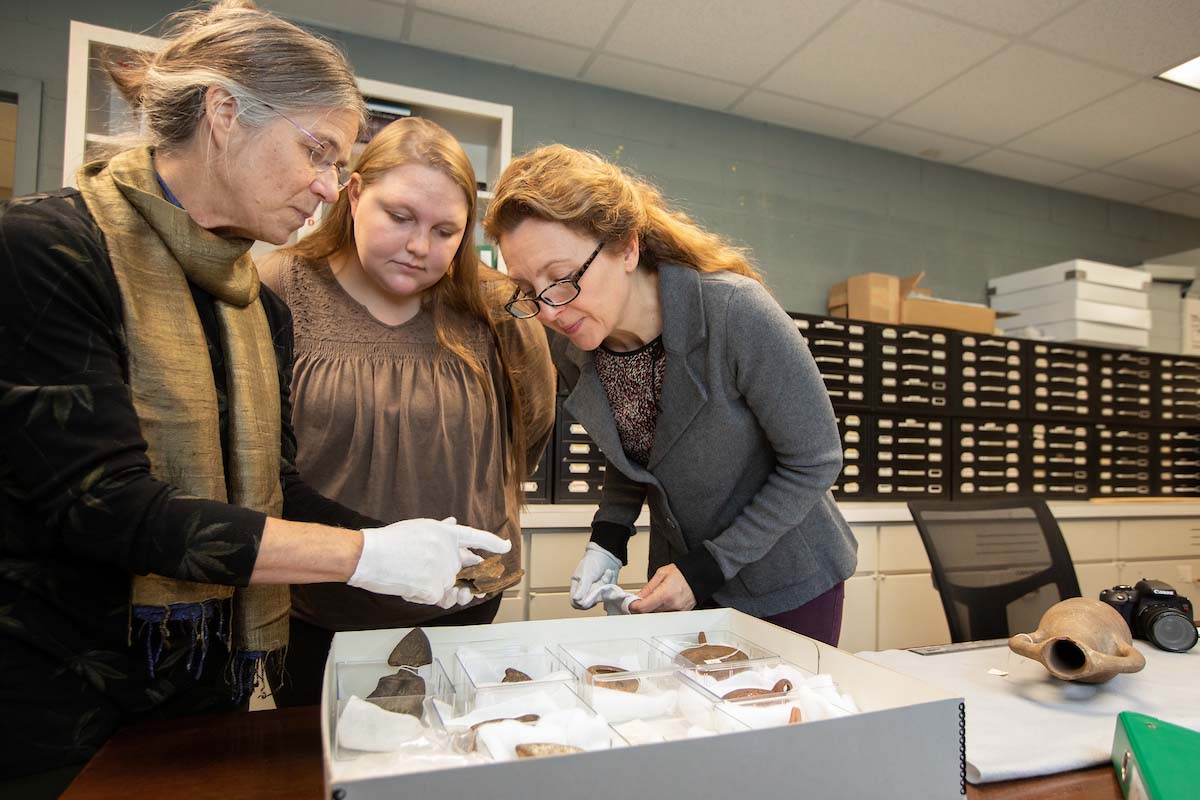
[1030,0,1200,75]
[409,10,588,76]
[604,0,851,85]
[584,55,747,112]
[855,122,988,163]
[1105,131,1200,189]
[963,149,1085,185]
[1145,191,1200,219]
[268,0,410,43]
[899,0,1077,35]
[734,90,877,139]
[1059,172,1167,204]
[761,0,1007,116]
[894,44,1134,144]
[1008,81,1200,168]
[413,0,626,47]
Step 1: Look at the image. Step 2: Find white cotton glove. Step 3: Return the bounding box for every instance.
[577,569,640,615]
[348,517,510,605]
[569,543,623,610]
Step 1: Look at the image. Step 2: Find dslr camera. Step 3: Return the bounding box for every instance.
[1099,579,1197,653]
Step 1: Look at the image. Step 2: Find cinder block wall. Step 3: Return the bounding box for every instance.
[6,0,1200,312]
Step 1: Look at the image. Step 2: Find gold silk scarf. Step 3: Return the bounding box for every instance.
[76,146,289,658]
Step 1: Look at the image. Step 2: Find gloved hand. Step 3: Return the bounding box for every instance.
[577,569,640,615]
[569,543,623,610]
[435,583,484,610]
[348,518,510,605]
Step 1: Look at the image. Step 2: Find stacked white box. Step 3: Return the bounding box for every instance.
[1148,282,1183,354]
[1137,263,1195,355]
[988,260,1150,349]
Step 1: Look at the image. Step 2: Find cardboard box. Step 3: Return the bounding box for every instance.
[321,610,965,799]
[988,260,1150,295]
[828,272,900,324]
[900,273,999,334]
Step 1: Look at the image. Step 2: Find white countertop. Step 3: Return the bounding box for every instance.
[519,500,1200,530]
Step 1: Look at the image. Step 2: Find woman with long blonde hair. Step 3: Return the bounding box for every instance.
[260,117,555,706]
[486,144,856,642]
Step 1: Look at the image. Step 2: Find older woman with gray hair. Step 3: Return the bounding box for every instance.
[0,2,506,793]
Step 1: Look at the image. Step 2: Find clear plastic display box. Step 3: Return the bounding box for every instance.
[428,681,626,760]
[676,656,859,731]
[322,609,966,798]
[451,641,574,707]
[331,657,455,761]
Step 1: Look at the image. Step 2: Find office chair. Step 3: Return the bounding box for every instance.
[906,498,1082,643]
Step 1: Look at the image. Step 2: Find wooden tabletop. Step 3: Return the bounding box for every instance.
[61,707,324,800]
[61,707,1123,800]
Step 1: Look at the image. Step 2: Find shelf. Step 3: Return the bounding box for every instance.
[519,499,1200,530]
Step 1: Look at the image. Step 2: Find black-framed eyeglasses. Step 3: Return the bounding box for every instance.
[266,105,353,190]
[505,241,605,319]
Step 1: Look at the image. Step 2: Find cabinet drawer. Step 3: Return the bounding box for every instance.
[1059,520,1118,562]
[527,592,603,621]
[527,530,649,589]
[877,524,931,572]
[1118,518,1200,559]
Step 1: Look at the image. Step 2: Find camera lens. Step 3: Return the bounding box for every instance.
[1142,607,1198,653]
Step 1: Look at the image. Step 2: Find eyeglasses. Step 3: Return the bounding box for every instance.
[268,106,352,190]
[505,241,605,319]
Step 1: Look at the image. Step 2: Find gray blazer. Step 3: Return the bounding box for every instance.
[552,263,857,617]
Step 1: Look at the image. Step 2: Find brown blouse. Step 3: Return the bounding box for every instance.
[266,255,555,630]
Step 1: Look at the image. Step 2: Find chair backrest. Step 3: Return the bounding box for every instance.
[906,498,1082,643]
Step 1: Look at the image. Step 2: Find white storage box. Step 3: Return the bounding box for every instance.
[996,299,1150,331]
[1148,282,1184,311]
[321,609,965,799]
[1002,319,1149,349]
[988,259,1150,295]
[990,280,1148,312]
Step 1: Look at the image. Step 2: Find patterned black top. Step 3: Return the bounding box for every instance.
[0,190,375,778]
[592,337,666,466]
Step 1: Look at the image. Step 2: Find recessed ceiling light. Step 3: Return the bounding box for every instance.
[1158,55,1200,92]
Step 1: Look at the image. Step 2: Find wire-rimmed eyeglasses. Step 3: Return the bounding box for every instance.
[267,105,353,190]
[504,241,605,319]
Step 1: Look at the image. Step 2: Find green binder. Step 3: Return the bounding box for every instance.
[1112,711,1200,799]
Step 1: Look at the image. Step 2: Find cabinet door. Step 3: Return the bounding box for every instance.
[838,575,877,653]
[527,592,604,621]
[877,524,931,572]
[1119,559,1198,588]
[1118,519,1200,560]
[851,525,877,574]
[1059,520,1118,562]
[877,573,950,650]
[494,593,527,623]
[1074,563,1120,602]
[527,530,649,590]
